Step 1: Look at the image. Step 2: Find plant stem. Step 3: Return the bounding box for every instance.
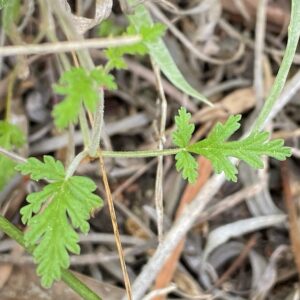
[0,146,27,163]
[61,270,101,300]
[66,148,181,179]
[0,146,182,165]
[5,71,15,121]
[0,215,25,247]
[65,150,88,179]
[89,93,104,157]
[0,215,102,300]
[252,0,300,132]
[79,107,91,148]
[101,148,182,158]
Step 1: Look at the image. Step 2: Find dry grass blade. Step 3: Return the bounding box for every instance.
[251,246,288,300]
[203,215,286,260]
[143,284,177,300]
[0,36,141,57]
[213,234,257,288]
[281,161,300,279]
[61,0,112,34]
[254,0,267,107]
[0,147,27,163]
[98,150,132,300]
[152,59,167,243]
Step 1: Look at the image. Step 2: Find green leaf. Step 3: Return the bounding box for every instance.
[175,151,198,184]
[0,120,25,149]
[0,121,25,190]
[0,0,8,10]
[103,23,164,70]
[140,23,166,42]
[98,19,124,37]
[90,68,117,91]
[188,115,292,182]
[16,155,65,181]
[19,156,103,287]
[2,0,20,32]
[0,156,17,190]
[53,67,116,129]
[172,107,195,148]
[127,0,212,106]
[105,48,128,69]
[172,107,198,183]
[20,184,57,224]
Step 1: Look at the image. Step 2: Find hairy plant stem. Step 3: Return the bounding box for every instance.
[0,146,182,166]
[100,148,181,158]
[66,148,182,178]
[89,92,104,157]
[65,150,88,179]
[0,215,102,300]
[79,107,91,148]
[252,0,300,132]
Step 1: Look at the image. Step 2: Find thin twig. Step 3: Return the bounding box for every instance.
[281,161,300,280]
[98,151,133,300]
[0,36,141,57]
[254,0,267,107]
[143,284,177,300]
[0,147,26,163]
[152,59,167,243]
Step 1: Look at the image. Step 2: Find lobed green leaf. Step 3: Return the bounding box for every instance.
[0,120,25,149]
[20,183,58,224]
[0,156,17,190]
[16,155,65,181]
[0,121,25,190]
[175,151,198,184]
[19,159,103,287]
[98,19,124,37]
[103,23,165,70]
[172,107,195,148]
[188,116,292,181]
[53,67,116,129]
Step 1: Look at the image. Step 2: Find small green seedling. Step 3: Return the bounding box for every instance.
[0,0,299,298]
[0,121,25,189]
[12,105,291,286]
